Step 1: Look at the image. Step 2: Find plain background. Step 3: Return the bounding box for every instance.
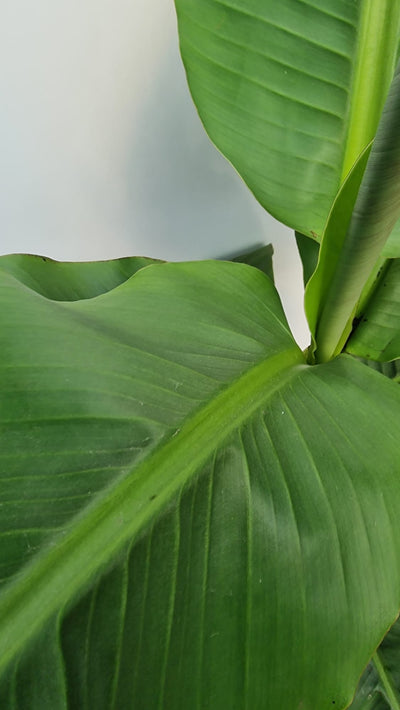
[1,1,309,346]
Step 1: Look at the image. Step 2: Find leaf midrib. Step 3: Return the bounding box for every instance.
[0,344,305,675]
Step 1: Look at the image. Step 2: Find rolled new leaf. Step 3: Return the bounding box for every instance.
[311,61,400,362]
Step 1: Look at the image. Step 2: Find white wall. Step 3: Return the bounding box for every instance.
[1,0,309,346]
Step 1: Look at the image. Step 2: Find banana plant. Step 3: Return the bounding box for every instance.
[1,2,400,708]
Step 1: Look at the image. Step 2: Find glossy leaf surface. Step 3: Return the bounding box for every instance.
[175,0,400,239]
[1,259,400,708]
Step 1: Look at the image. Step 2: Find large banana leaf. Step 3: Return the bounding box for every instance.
[346,357,400,709]
[1,258,400,708]
[304,58,400,362]
[174,0,400,242]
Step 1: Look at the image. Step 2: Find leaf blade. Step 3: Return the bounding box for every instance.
[175,0,400,236]
[231,243,274,280]
[1,259,400,708]
[0,253,161,301]
[306,60,400,362]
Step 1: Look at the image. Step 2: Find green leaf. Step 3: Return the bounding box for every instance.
[353,356,400,382]
[304,143,371,359]
[1,258,400,708]
[349,617,400,710]
[382,218,400,258]
[0,253,160,301]
[345,259,400,362]
[295,231,320,286]
[305,59,400,362]
[231,242,274,280]
[174,0,400,237]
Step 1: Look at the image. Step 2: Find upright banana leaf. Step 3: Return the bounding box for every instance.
[174,0,400,249]
[1,257,400,709]
[304,143,370,357]
[304,58,400,363]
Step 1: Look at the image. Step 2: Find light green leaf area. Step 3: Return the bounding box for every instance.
[345,260,400,362]
[174,0,400,238]
[1,259,400,708]
[349,617,400,710]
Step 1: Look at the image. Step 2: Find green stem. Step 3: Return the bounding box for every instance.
[373,651,400,710]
